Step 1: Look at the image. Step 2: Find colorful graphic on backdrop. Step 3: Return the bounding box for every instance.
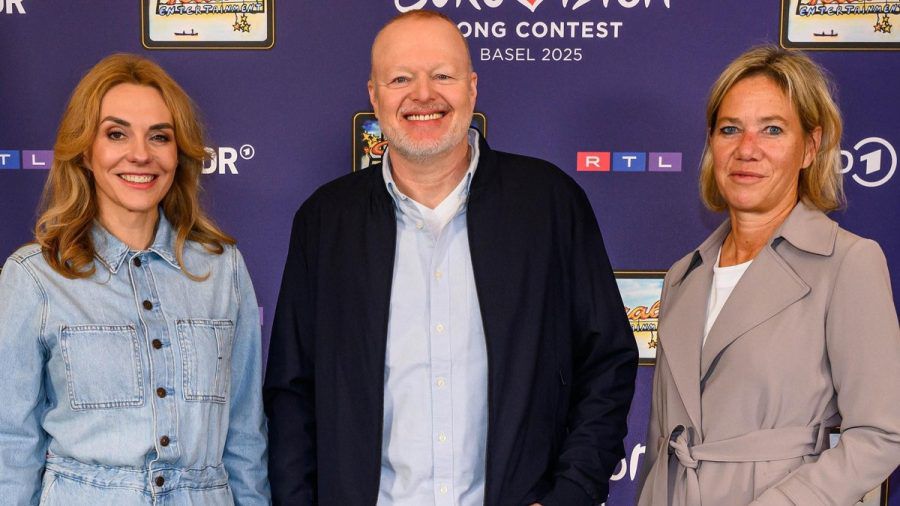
[394,0,672,63]
[781,0,900,49]
[352,112,487,172]
[615,271,664,365]
[141,0,275,49]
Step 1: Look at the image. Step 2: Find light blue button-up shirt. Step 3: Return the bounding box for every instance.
[378,129,489,506]
[0,212,270,505]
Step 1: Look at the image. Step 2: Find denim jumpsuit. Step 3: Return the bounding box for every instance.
[0,214,270,505]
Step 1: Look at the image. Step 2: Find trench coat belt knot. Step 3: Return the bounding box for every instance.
[658,423,827,505]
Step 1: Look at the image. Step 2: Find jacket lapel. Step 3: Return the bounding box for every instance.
[662,257,710,432]
[661,224,727,432]
[698,202,831,382]
[361,168,399,381]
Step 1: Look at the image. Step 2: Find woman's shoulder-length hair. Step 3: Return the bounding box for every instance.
[699,45,846,213]
[35,53,234,279]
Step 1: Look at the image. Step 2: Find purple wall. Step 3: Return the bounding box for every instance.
[1,1,897,503]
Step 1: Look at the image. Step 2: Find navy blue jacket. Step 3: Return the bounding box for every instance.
[264,136,638,506]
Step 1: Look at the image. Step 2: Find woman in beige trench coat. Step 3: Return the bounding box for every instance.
[637,46,900,505]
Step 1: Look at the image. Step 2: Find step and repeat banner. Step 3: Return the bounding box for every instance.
[1,1,898,504]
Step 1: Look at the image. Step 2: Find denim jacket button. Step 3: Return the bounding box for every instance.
[133,257,142,267]
[152,339,163,349]
[142,300,153,311]
[159,435,170,447]
[156,387,167,398]
[155,476,165,487]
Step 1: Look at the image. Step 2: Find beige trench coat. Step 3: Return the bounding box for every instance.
[637,202,900,505]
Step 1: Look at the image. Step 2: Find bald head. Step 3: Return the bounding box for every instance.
[370,10,472,79]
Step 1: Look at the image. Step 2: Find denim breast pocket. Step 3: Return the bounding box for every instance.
[176,319,234,403]
[60,325,144,410]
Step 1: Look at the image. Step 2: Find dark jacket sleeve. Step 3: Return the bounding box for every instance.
[541,187,639,506]
[263,208,317,505]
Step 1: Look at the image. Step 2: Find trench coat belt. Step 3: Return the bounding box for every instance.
[662,423,826,505]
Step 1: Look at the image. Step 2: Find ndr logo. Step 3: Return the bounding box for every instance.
[203,144,256,175]
[1,0,26,14]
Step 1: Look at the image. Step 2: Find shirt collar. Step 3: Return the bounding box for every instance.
[92,210,180,274]
[382,127,481,208]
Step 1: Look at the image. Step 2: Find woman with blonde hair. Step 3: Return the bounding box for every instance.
[637,45,900,505]
[0,54,270,504]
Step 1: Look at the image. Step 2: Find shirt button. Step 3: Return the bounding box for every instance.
[132,257,142,267]
[438,432,447,443]
[416,221,424,230]
[155,476,165,487]
[159,435,170,447]
[439,484,448,494]
[435,377,446,388]
[142,300,153,310]
[156,387,167,398]
[152,339,163,350]
[435,323,444,333]
[434,270,442,279]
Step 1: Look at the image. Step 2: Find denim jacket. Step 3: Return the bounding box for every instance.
[0,213,270,505]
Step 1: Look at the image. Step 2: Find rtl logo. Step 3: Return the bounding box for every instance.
[577,151,681,172]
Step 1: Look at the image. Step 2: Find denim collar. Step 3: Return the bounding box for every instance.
[92,210,180,274]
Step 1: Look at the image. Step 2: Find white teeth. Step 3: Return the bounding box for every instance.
[407,113,443,121]
[119,174,155,183]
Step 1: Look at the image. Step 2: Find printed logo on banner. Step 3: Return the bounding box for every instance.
[1,0,26,14]
[23,150,53,170]
[577,152,610,172]
[203,144,257,175]
[352,112,487,172]
[612,152,646,172]
[392,0,671,64]
[577,151,681,173]
[0,146,253,174]
[841,136,896,188]
[0,150,21,169]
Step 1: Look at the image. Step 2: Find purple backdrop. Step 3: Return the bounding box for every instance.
[1,1,897,504]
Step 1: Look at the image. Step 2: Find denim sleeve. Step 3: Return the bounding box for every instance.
[0,256,50,505]
[223,247,271,504]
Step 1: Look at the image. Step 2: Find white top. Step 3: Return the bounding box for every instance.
[704,248,752,347]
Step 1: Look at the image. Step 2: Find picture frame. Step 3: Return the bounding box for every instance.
[614,270,665,365]
[780,0,900,50]
[141,0,276,50]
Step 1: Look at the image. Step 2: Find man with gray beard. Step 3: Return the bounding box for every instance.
[264,10,637,506]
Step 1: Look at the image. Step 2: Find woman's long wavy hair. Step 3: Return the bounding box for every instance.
[35,53,234,279]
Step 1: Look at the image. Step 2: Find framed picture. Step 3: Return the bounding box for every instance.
[828,428,889,505]
[141,0,275,50]
[352,112,487,172]
[780,0,900,50]
[614,270,665,365]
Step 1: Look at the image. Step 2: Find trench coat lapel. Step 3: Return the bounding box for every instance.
[361,169,400,374]
[698,202,833,382]
[699,247,810,379]
[661,223,729,431]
